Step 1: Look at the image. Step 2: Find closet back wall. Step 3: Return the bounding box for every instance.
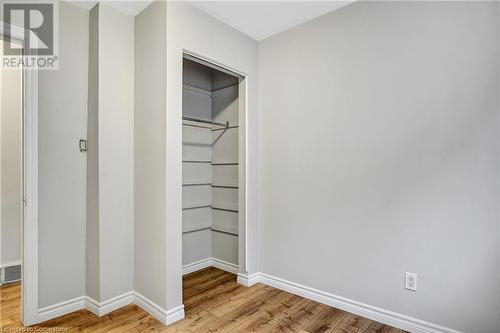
[257,2,499,332]
[182,60,213,266]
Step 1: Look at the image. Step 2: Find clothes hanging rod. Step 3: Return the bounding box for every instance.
[212,162,238,166]
[183,116,228,128]
[211,185,238,189]
[183,123,212,130]
[182,182,211,186]
[212,125,238,132]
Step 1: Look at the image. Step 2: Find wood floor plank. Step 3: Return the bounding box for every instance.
[332,313,380,333]
[230,292,303,332]
[0,268,406,333]
[267,300,328,333]
[195,288,283,332]
[301,306,347,333]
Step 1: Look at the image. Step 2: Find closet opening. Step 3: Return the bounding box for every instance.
[181,53,245,292]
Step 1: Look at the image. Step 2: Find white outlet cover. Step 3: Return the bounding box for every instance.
[405,272,417,291]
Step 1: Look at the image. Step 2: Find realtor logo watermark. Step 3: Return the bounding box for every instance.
[2,1,59,70]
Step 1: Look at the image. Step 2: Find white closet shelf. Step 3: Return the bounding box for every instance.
[183,225,212,234]
[211,202,238,213]
[182,181,212,186]
[183,160,212,164]
[182,141,212,146]
[183,202,211,210]
[182,225,238,236]
[211,181,238,188]
[211,225,239,236]
[183,84,212,96]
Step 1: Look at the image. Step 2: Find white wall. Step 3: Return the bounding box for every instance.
[38,1,88,308]
[134,0,168,309]
[0,40,22,268]
[97,3,134,301]
[257,2,500,332]
[38,0,134,309]
[86,3,100,301]
[166,1,258,310]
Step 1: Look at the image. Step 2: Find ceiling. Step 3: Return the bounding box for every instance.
[69,1,353,41]
[70,1,153,16]
[187,1,353,41]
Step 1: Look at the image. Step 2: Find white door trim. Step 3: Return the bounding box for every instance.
[182,49,249,274]
[0,22,39,326]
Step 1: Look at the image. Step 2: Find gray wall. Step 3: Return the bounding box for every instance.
[39,1,134,308]
[183,59,212,92]
[257,2,499,332]
[134,0,168,309]
[97,3,134,302]
[86,4,100,301]
[0,40,22,268]
[38,1,88,308]
[166,1,258,309]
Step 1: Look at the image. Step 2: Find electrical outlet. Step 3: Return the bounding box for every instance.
[405,272,417,291]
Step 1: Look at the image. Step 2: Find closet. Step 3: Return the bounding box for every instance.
[182,57,240,273]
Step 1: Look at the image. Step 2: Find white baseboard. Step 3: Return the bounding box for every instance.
[36,271,460,332]
[0,260,21,269]
[210,257,239,274]
[166,304,186,325]
[38,296,85,323]
[236,272,260,287]
[182,258,212,275]
[37,291,186,327]
[133,291,185,325]
[255,272,461,333]
[85,292,134,316]
[182,257,239,275]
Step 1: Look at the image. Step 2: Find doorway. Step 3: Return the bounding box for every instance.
[181,53,247,286]
[0,37,24,327]
[0,26,38,327]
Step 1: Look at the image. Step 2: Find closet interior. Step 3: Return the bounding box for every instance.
[182,57,240,273]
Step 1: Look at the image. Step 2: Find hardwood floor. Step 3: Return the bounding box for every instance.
[0,268,405,332]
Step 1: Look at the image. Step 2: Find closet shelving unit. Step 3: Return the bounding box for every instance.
[182,115,239,237]
[182,57,240,270]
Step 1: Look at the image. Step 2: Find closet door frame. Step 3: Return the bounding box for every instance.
[182,50,248,273]
[0,23,39,325]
